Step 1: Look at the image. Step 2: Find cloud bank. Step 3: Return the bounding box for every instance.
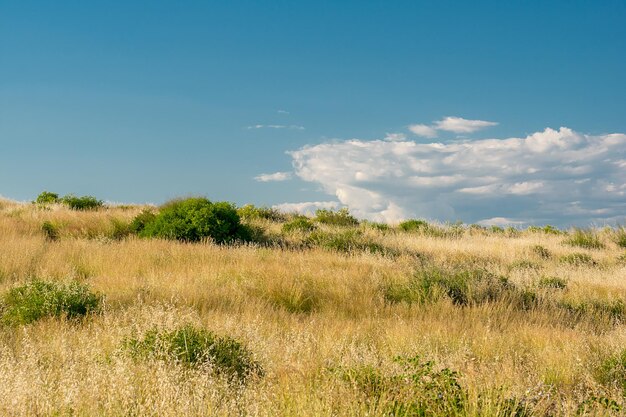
[288,127,626,226]
[409,116,497,138]
[254,172,292,182]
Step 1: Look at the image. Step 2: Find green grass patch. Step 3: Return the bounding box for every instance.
[564,228,605,250]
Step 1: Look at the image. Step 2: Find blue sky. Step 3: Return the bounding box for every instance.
[1,1,625,225]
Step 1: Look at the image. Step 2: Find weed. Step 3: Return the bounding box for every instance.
[538,276,568,290]
[282,216,316,233]
[564,228,605,250]
[125,325,262,380]
[531,245,551,259]
[1,279,101,325]
[560,253,596,266]
[41,221,60,241]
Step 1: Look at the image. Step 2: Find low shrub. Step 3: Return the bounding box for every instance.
[306,230,395,256]
[35,191,60,205]
[282,216,316,233]
[560,252,596,266]
[237,204,286,222]
[263,284,321,314]
[41,221,60,241]
[509,260,541,271]
[129,209,157,234]
[596,349,626,398]
[558,299,626,324]
[564,228,605,250]
[398,219,429,232]
[383,268,522,307]
[140,198,250,243]
[538,276,568,290]
[531,245,551,259]
[314,208,359,227]
[614,226,626,249]
[109,218,131,240]
[1,280,101,325]
[339,355,465,416]
[61,194,104,211]
[527,225,562,235]
[125,325,263,380]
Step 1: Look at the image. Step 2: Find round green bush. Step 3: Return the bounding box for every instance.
[35,191,60,205]
[140,197,249,243]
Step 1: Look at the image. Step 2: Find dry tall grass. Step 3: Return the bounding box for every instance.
[1,198,625,416]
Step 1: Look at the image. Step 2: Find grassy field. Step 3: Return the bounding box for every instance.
[1,198,626,416]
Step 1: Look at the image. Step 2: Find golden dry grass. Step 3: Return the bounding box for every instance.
[1,198,626,416]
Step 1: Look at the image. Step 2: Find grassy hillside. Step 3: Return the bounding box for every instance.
[1,198,626,416]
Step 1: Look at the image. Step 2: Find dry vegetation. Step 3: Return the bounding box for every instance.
[1,198,626,416]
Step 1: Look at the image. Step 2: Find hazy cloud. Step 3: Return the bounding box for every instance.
[254,171,292,182]
[288,127,626,226]
[384,132,407,141]
[434,116,498,133]
[408,124,438,138]
[277,110,290,114]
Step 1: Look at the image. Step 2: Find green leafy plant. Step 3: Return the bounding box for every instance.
[314,208,359,227]
[125,325,263,380]
[61,194,104,211]
[306,230,395,256]
[560,252,596,266]
[129,209,157,234]
[564,228,605,250]
[398,219,429,232]
[538,276,568,290]
[140,198,249,243]
[282,216,316,233]
[35,191,60,205]
[237,204,286,222]
[1,280,101,325]
[41,221,60,241]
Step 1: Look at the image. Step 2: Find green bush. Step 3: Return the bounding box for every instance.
[314,208,359,227]
[564,228,605,250]
[61,194,104,211]
[109,218,131,240]
[237,204,286,222]
[129,209,157,234]
[125,325,263,380]
[339,355,465,416]
[306,230,395,256]
[1,280,101,325]
[596,349,626,398]
[41,221,60,241]
[35,191,60,205]
[614,226,626,249]
[383,268,532,308]
[558,299,626,324]
[531,245,551,259]
[282,216,316,233]
[140,198,249,243]
[398,219,429,232]
[538,276,568,290]
[560,252,596,266]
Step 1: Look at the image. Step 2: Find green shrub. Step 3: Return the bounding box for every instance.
[614,226,626,249]
[531,245,551,259]
[125,325,262,380]
[362,221,390,232]
[61,194,104,211]
[398,219,429,232]
[538,276,568,290]
[109,218,131,240]
[564,228,605,250]
[596,349,626,398]
[558,299,626,323]
[129,209,157,234]
[314,208,359,227]
[509,259,541,271]
[140,198,249,243]
[306,230,395,256]
[282,216,316,233]
[383,268,519,307]
[41,221,60,241]
[35,191,60,205]
[1,280,101,325]
[237,204,286,222]
[560,252,596,266]
[339,356,465,416]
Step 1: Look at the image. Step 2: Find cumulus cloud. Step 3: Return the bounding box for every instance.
[273,201,339,216]
[288,127,626,226]
[247,124,305,130]
[408,124,438,138]
[384,132,407,141]
[434,116,498,133]
[254,172,292,182]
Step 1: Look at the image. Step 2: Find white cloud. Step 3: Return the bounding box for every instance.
[273,201,339,216]
[408,124,438,138]
[434,116,498,133]
[384,132,407,141]
[254,172,292,182]
[247,124,305,130]
[288,127,626,226]
[477,217,525,227]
